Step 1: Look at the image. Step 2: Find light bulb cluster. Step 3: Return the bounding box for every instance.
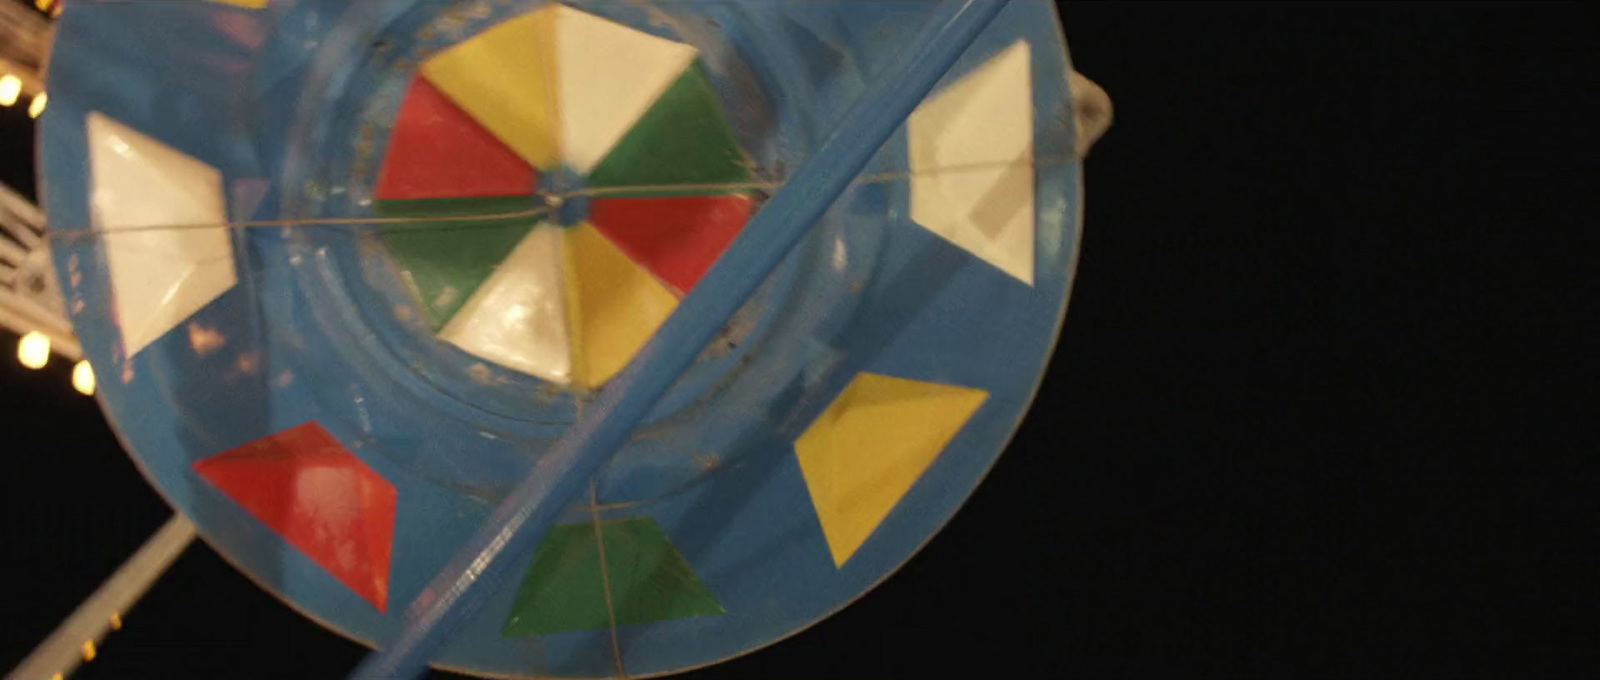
[0,76,45,115]
[3,1,59,111]
[13,331,95,395]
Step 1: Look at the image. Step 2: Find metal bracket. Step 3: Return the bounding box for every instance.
[1069,70,1113,158]
[1,184,78,360]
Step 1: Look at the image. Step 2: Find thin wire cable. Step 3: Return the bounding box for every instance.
[589,482,628,680]
[46,207,555,241]
[44,154,1078,244]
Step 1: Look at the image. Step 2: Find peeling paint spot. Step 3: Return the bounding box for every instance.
[235,352,260,375]
[188,323,227,356]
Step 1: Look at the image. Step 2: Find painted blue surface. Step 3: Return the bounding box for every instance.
[42,1,1084,677]
[353,4,1009,678]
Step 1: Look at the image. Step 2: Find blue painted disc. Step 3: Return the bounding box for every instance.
[41,1,1085,677]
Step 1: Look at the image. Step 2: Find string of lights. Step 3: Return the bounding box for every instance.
[1,0,52,115]
[4,2,74,402]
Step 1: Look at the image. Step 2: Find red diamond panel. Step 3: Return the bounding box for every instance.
[194,422,397,611]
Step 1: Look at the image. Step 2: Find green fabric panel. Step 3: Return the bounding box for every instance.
[375,196,536,331]
[503,518,724,637]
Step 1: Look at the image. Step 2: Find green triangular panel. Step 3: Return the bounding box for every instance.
[503,518,724,637]
[585,65,752,194]
[375,196,536,331]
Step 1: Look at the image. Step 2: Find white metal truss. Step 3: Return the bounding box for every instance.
[0,182,77,360]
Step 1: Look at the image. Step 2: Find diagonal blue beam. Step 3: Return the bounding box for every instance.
[349,2,1011,678]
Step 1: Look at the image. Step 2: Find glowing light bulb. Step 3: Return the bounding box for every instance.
[28,92,47,119]
[73,360,96,395]
[17,331,50,369]
[0,75,21,107]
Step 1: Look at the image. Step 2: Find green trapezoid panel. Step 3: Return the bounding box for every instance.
[503,517,724,637]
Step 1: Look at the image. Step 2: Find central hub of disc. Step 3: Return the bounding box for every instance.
[318,0,828,511]
[540,167,591,228]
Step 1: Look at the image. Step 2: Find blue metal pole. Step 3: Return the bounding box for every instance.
[349,3,1011,678]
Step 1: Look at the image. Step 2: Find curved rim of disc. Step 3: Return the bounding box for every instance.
[40,2,1086,676]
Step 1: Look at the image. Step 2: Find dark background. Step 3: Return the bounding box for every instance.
[4,2,1598,678]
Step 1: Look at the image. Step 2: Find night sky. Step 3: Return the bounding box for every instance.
[1,0,42,199]
[4,2,1599,679]
[0,94,36,200]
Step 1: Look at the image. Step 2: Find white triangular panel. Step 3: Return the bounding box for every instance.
[552,5,698,174]
[909,40,1036,285]
[439,226,572,385]
[88,112,236,357]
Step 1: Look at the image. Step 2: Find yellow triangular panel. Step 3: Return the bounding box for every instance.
[795,373,989,567]
[421,8,561,168]
[563,223,679,389]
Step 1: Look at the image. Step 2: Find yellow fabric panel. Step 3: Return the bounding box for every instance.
[563,223,679,389]
[209,0,269,8]
[421,9,561,169]
[795,373,989,567]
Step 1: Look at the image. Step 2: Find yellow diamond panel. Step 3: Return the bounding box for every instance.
[563,223,679,389]
[795,373,989,567]
[421,8,561,168]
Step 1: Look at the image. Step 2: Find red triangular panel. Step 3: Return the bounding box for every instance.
[589,194,754,295]
[193,422,397,611]
[375,76,537,201]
